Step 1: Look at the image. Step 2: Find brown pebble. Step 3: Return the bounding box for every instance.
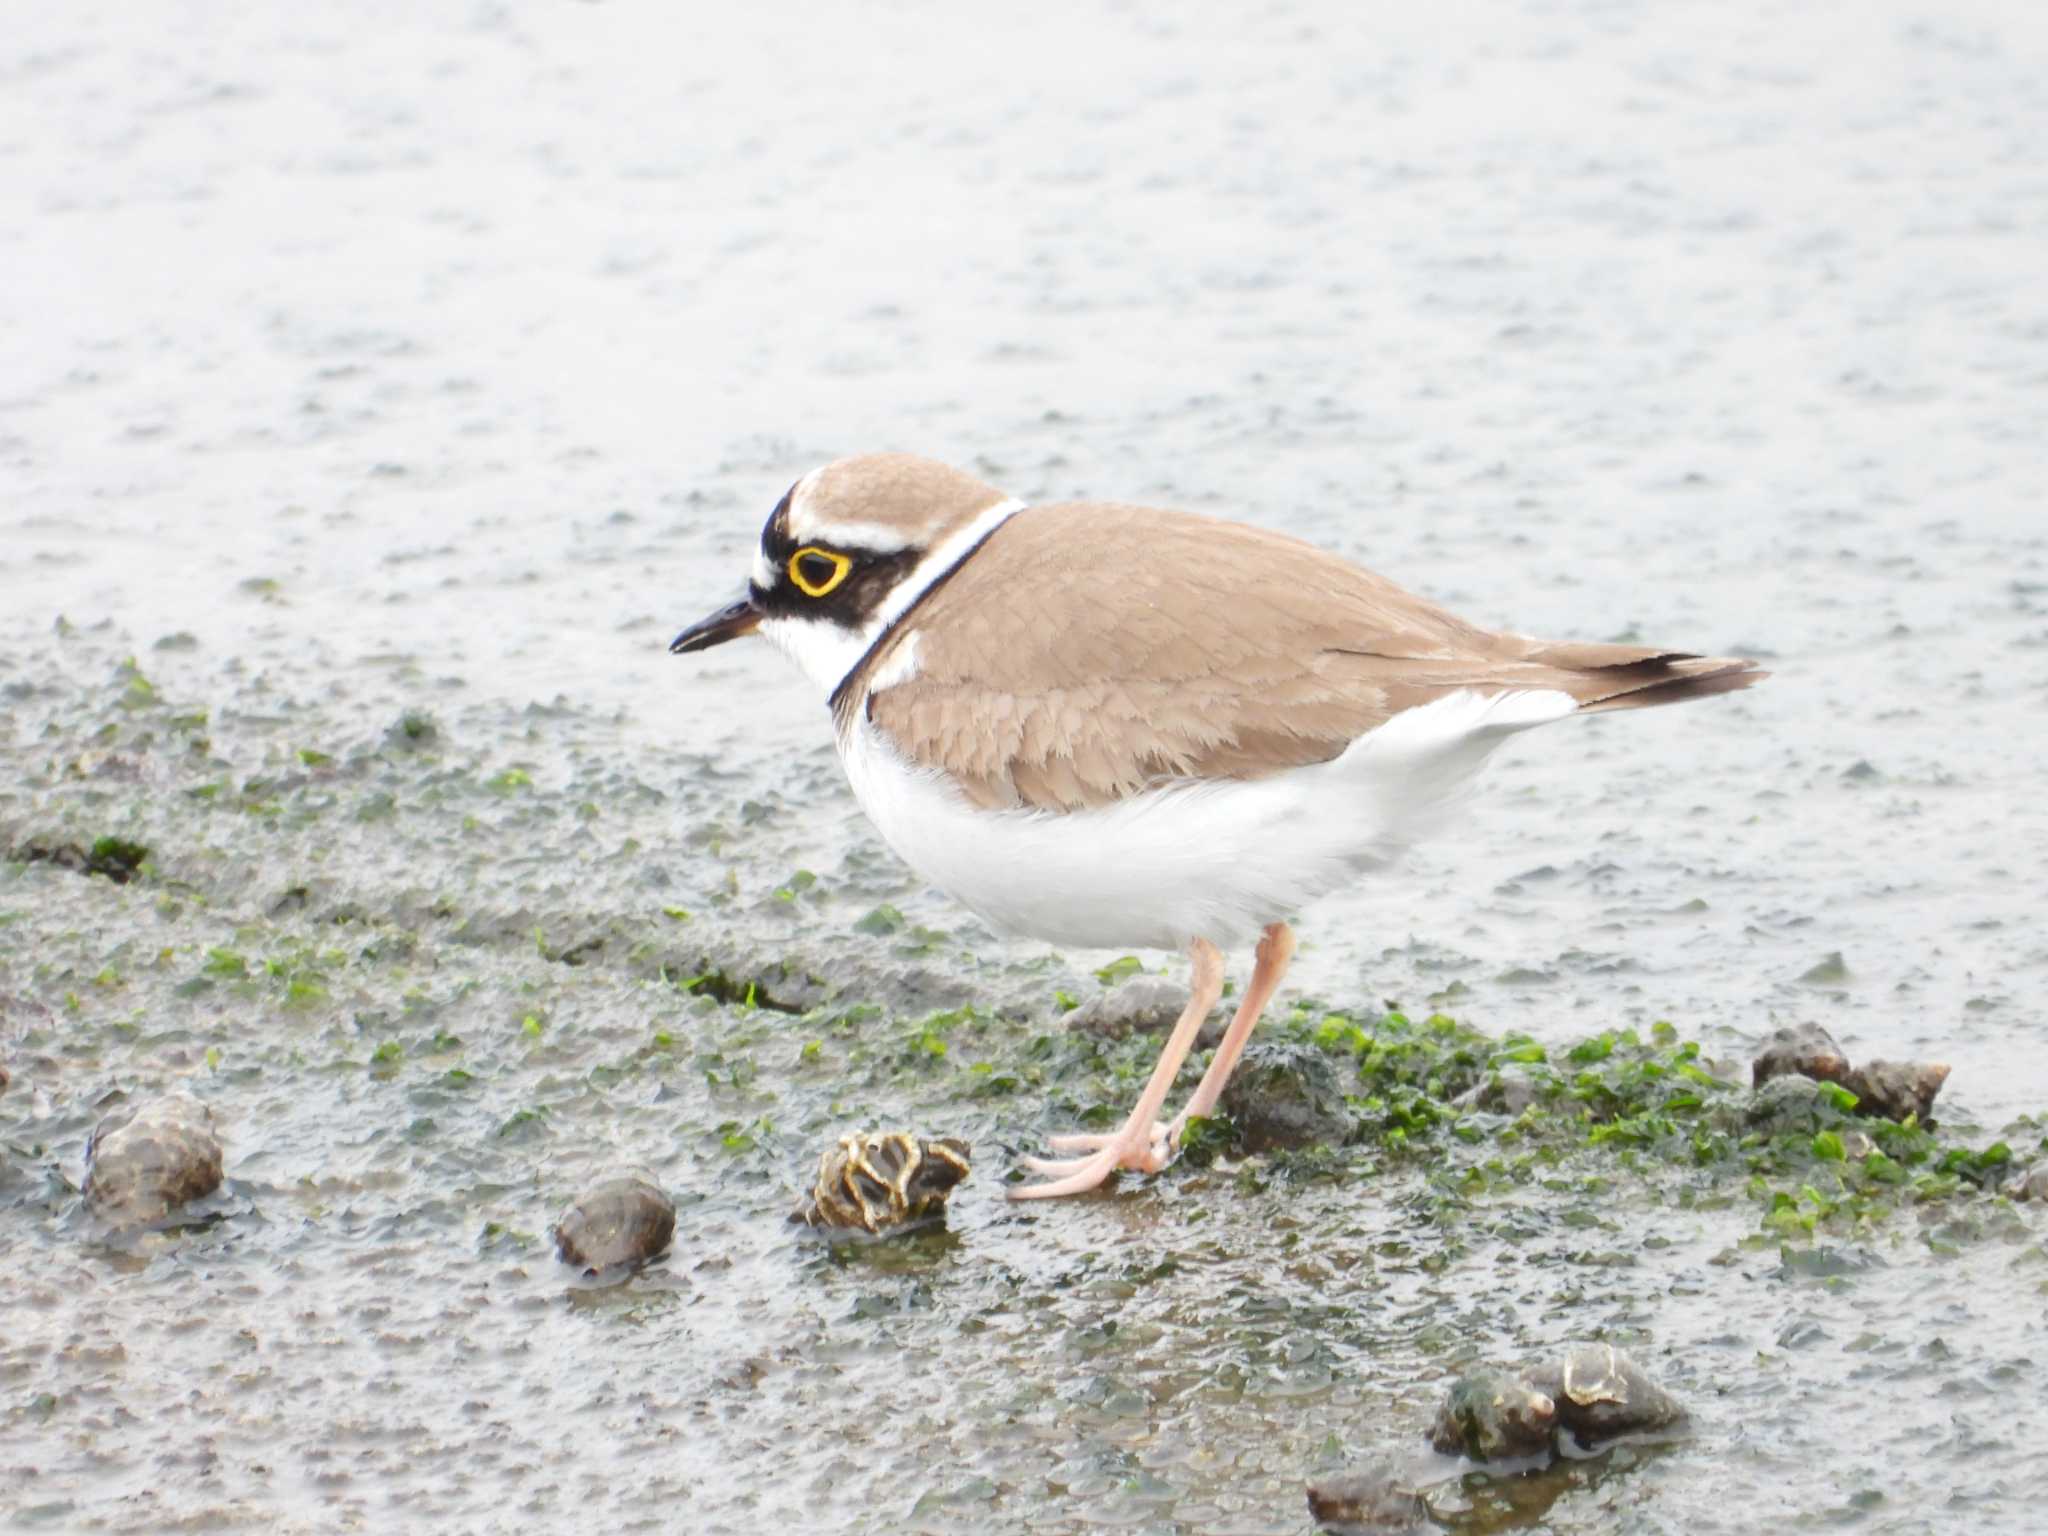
[1306,1461,1429,1532]
[1841,1059,1949,1123]
[1752,1022,1852,1091]
[553,1172,676,1271]
[84,1093,224,1220]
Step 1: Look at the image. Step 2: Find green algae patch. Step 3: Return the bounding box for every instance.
[1007,1000,2032,1250]
[1093,955,1145,986]
[1176,1113,1236,1168]
[7,834,154,885]
[87,836,151,882]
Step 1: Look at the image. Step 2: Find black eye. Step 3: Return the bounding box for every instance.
[788,547,852,598]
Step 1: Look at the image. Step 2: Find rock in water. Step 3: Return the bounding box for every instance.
[1216,1041,1352,1152]
[1750,1025,1949,1123]
[1065,975,1225,1049]
[1842,1059,1949,1123]
[1453,1065,1552,1117]
[1743,1073,1831,1134]
[1427,1369,1559,1460]
[2006,1165,2048,1202]
[84,1093,224,1220]
[1305,1461,1429,1533]
[1752,1022,1852,1090]
[1523,1344,1684,1442]
[793,1131,970,1234]
[1429,1347,1682,1463]
[553,1172,676,1271]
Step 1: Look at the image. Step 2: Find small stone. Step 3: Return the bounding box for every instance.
[793,1131,970,1235]
[1065,976,1225,1050]
[2006,1166,2048,1202]
[1523,1344,1684,1443]
[1752,1023,1852,1090]
[1305,1460,1429,1533]
[1841,1059,1949,1123]
[1217,1041,1352,1153]
[84,1093,224,1220]
[1453,1066,1552,1116]
[1742,1073,1832,1135]
[552,1171,676,1271]
[1797,952,1851,985]
[1428,1369,1558,1460]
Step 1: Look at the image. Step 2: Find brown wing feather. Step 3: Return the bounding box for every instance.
[846,503,1763,812]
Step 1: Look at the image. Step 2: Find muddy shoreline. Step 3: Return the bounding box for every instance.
[7,3,2048,1528]
[5,629,2044,1533]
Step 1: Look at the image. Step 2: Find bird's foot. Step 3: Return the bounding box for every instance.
[1040,1124,1173,1156]
[1011,1120,1178,1199]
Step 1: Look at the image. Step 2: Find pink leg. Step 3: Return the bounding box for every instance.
[1162,922,1296,1144]
[1010,938,1226,1200]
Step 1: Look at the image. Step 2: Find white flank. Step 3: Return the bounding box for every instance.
[758,497,1023,698]
[840,688,1580,951]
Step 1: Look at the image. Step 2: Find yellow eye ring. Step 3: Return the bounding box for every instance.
[788,546,852,598]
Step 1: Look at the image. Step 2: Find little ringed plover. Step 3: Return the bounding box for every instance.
[672,453,1765,1199]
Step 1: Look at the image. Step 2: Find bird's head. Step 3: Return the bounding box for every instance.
[670,453,1018,697]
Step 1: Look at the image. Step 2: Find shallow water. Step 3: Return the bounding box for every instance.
[4,2,2047,1532]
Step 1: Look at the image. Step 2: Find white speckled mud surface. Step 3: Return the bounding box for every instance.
[4,3,2046,1532]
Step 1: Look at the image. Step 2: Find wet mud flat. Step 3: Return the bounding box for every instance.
[4,628,2046,1534]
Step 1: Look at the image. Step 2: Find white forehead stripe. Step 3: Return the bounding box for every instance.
[791,520,914,554]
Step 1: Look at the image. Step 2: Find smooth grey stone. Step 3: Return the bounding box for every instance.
[1065,976,1225,1050]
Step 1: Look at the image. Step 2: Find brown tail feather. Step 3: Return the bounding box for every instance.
[1515,639,1767,711]
[1573,659,1769,713]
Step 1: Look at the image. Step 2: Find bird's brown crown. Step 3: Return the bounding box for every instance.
[784,453,1010,555]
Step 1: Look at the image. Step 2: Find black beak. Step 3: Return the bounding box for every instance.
[669,592,763,654]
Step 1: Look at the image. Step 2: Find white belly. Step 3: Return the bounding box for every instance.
[838,688,1578,951]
